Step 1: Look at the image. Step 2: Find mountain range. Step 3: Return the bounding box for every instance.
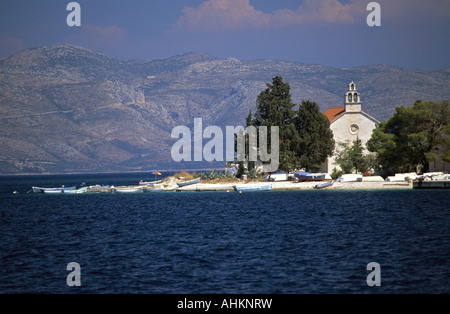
[0,45,449,174]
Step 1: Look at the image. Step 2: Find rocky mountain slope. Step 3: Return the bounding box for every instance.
[0,45,449,174]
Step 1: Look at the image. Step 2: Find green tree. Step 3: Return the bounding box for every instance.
[335,138,370,174]
[367,100,450,174]
[253,76,298,172]
[292,100,335,171]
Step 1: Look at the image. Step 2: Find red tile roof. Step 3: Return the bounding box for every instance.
[324,106,345,122]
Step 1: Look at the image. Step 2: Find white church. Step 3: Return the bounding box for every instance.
[323,82,380,173]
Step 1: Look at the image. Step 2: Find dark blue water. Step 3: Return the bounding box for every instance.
[1,173,449,294]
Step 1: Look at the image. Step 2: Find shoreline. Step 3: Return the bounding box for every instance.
[170,181,412,191]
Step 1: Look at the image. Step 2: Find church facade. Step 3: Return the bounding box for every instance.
[323,82,380,173]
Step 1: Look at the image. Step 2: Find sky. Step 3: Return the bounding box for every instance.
[0,0,449,70]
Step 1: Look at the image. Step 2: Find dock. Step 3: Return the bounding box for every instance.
[413,180,450,189]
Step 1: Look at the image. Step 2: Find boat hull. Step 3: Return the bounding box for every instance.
[233,184,273,192]
[112,187,143,193]
[177,178,201,187]
[64,188,87,194]
[314,181,334,189]
[294,172,326,181]
[37,186,77,194]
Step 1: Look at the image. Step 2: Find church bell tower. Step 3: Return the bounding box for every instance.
[345,81,361,113]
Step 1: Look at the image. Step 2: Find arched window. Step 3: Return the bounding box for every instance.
[351,83,355,90]
[348,94,352,102]
[354,93,358,102]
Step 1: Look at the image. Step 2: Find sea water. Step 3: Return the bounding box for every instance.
[0,173,449,293]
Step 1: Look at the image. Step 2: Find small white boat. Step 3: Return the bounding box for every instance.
[112,186,143,193]
[32,187,45,193]
[43,189,65,194]
[177,178,201,187]
[64,187,88,194]
[38,186,77,194]
[314,181,334,189]
[233,184,272,192]
[139,180,162,186]
[294,172,330,181]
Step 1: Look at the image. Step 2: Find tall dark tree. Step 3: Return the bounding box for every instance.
[367,100,450,174]
[292,100,335,171]
[253,76,298,171]
[246,109,255,171]
[253,76,296,127]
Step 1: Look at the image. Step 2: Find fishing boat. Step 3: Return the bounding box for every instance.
[33,186,77,193]
[294,172,327,181]
[140,171,163,186]
[233,184,273,192]
[112,186,143,193]
[32,187,45,193]
[313,181,334,189]
[64,187,88,194]
[139,180,162,186]
[177,178,201,187]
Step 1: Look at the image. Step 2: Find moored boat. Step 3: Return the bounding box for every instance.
[294,172,328,181]
[64,187,88,194]
[112,186,144,193]
[177,178,201,187]
[32,187,45,193]
[139,180,162,186]
[35,186,77,194]
[313,181,334,189]
[233,184,272,192]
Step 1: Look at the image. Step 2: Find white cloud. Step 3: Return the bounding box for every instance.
[173,0,366,32]
[172,0,450,33]
[173,0,271,32]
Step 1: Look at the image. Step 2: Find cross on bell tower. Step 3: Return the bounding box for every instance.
[344,81,361,113]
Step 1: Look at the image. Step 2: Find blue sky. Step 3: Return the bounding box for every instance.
[1,0,449,70]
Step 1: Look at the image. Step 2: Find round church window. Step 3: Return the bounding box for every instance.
[349,124,359,135]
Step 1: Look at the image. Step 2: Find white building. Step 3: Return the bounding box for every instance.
[323,82,380,173]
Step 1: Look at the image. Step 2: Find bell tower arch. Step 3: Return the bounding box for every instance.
[345,81,361,113]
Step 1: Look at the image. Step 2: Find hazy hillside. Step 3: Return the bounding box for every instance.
[0,45,448,174]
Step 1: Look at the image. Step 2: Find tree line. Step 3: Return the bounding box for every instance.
[246,76,450,175]
[246,76,334,172]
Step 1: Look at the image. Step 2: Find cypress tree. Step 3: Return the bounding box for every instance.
[293,100,335,171]
[253,76,298,172]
